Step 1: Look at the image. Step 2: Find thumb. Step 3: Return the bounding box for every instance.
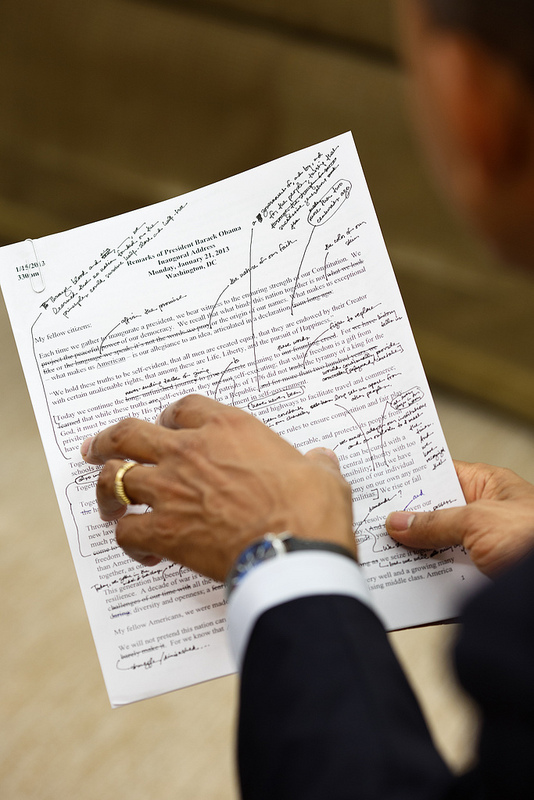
[386,506,468,550]
[304,446,342,475]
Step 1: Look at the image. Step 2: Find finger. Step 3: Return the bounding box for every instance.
[386,506,467,550]
[81,417,175,465]
[452,460,529,503]
[115,509,179,566]
[96,460,155,521]
[452,460,495,502]
[304,447,342,474]
[452,460,473,481]
[114,514,162,567]
[158,393,233,430]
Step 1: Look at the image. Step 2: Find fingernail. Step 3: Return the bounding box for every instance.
[141,555,161,567]
[319,447,339,462]
[310,447,340,467]
[387,512,415,532]
[80,436,94,459]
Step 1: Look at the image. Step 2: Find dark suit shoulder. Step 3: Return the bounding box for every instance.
[454,549,534,798]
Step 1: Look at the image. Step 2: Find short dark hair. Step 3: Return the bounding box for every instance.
[425,0,534,87]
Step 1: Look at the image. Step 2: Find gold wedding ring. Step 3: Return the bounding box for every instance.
[114,461,140,506]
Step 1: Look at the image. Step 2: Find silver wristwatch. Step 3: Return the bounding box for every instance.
[225,531,356,598]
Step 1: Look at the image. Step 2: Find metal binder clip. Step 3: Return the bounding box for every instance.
[25,239,46,293]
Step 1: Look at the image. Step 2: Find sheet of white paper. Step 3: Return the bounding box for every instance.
[0,133,483,706]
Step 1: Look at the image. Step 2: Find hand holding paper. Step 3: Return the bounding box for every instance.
[387,460,534,575]
[0,133,484,704]
[81,394,355,580]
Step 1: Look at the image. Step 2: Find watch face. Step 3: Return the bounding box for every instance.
[226,533,294,597]
[236,539,277,575]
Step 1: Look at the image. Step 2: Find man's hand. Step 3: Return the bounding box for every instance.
[81,394,354,582]
[386,461,534,575]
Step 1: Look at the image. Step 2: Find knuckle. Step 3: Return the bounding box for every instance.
[160,401,183,428]
[108,418,138,452]
[164,394,201,425]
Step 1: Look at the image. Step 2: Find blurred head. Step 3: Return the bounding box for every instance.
[424,0,534,88]
[396,0,534,268]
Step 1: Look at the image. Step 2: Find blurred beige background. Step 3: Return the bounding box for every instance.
[2,2,534,798]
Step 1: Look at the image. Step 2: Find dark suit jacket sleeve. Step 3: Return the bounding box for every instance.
[237,594,454,800]
[238,550,534,800]
[449,549,534,800]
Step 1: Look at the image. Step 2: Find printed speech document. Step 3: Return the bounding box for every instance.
[0,133,483,705]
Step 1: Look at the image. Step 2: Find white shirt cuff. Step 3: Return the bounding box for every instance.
[227,550,374,671]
